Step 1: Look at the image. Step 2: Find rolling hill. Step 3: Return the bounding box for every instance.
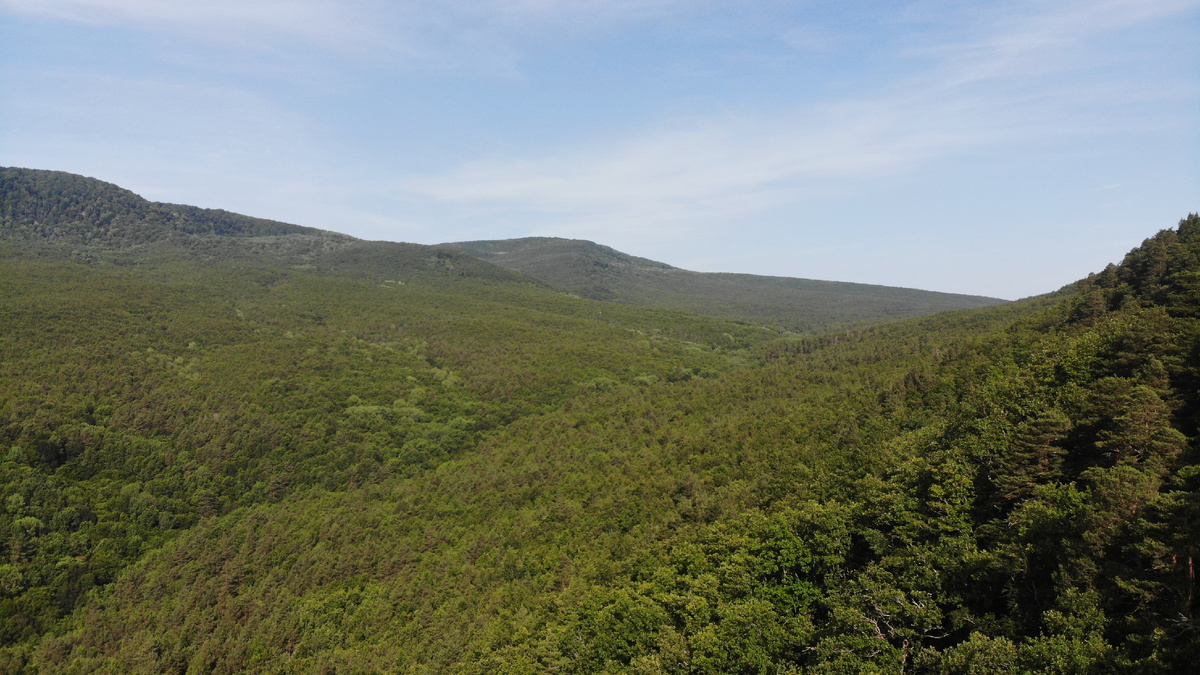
[0,168,533,285]
[2,167,1003,332]
[444,236,1007,332]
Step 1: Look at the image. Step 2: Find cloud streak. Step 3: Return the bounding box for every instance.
[0,0,689,64]
[0,0,365,48]
[403,107,965,223]
[2,0,1194,296]
[399,0,1198,237]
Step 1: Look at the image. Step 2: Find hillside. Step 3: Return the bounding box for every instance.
[2,168,1004,332]
[0,168,530,284]
[1,168,1199,673]
[445,236,1006,332]
[0,168,316,244]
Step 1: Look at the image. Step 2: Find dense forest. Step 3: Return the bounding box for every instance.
[2,168,1199,673]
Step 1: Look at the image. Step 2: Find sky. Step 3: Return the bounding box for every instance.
[1,0,1197,299]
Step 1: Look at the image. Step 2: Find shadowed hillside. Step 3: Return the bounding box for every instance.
[445,236,1007,332]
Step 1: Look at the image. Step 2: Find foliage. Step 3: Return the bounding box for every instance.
[3,170,1200,674]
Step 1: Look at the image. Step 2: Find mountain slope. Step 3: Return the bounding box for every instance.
[58,218,1200,673]
[4,167,1198,674]
[0,168,529,285]
[0,168,315,244]
[0,251,1030,674]
[0,220,787,671]
[2,167,1004,332]
[19,216,1200,673]
[445,236,1007,331]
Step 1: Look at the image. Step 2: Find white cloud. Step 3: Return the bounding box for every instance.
[2,0,1193,296]
[0,0,689,63]
[399,0,1198,238]
[0,0,365,48]
[909,0,1199,84]
[403,106,963,219]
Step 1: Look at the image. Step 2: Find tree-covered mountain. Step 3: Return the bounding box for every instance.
[444,237,1006,332]
[2,168,1003,333]
[0,168,533,285]
[1,167,1198,673]
[1,168,317,244]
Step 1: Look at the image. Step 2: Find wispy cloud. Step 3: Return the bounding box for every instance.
[0,0,688,64]
[400,0,1198,238]
[0,0,365,48]
[2,0,1194,296]
[402,105,969,229]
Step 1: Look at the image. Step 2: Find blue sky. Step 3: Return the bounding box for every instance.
[1,0,1197,299]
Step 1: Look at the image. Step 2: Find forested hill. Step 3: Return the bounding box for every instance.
[3,167,1200,673]
[3,167,1000,332]
[3,213,1197,673]
[0,168,528,283]
[0,168,318,244]
[445,236,1006,331]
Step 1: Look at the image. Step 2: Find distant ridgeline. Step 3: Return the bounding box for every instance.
[0,167,314,244]
[445,237,1007,332]
[0,167,526,283]
[3,166,1200,674]
[1,167,1004,332]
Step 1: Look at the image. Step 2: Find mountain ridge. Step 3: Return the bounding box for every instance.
[4,167,1005,331]
[444,235,1007,331]
[0,167,537,285]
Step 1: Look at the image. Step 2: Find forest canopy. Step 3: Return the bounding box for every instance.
[2,169,1198,674]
